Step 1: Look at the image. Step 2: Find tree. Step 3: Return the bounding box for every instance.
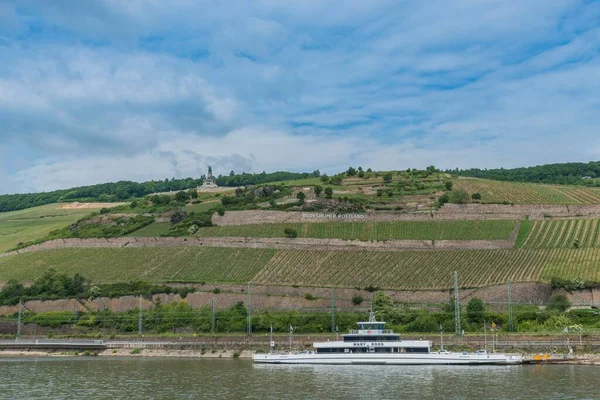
[320,174,329,183]
[330,175,343,185]
[471,192,482,202]
[324,187,333,199]
[174,190,189,202]
[437,193,450,206]
[372,291,393,313]
[547,293,571,313]
[466,298,485,324]
[450,189,470,204]
[376,189,384,197]
[188,189,199,199]
[358,170,365,178]
[358,166,363,172]
[366,168,372,173]
[312,170,321,177]
[284,228,298,238]
[314,185,323,197]
[229,170,235,176]
[296,192,306,204]
[387,189,394,197]
[445,181,453,191]
[383,173,393,184]
[346,167,357,176]
[426,165,437,173]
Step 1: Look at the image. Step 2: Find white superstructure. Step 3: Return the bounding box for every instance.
[253,313,522,365]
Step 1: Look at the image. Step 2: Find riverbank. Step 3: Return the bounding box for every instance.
[2,348,600,364]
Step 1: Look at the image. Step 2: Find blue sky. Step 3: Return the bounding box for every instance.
[1,0,599,194]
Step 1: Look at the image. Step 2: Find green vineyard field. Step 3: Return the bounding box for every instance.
[195,220,517,241]
[520,219,600,248]
[1,246,599,289]
[454,178,600,204]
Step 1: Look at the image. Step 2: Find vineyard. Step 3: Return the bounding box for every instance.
[520,219,600,248]
[454,178,600,204]
[1,246,599,290]
[195,220,517,241]
[0,247,276,283]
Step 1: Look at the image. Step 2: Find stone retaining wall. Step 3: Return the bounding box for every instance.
[211,205,600,226]
[0,282,587,317]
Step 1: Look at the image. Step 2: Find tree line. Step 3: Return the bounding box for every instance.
[450,161,600,185]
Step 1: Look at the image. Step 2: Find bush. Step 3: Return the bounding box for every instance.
[304,293,316,301]
[450,189,470,204]
[383,173,393,184]
[466,298,485,324]
[352,295,364,305]
[213,288,221,294]
[444,181,453,191]
[284,228,298,238]
[547,293,571,313]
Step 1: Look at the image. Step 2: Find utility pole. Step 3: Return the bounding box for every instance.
[508,281,514,332]
[484,320,487,351]
[454,271,461,336]
[138,295,143,338]
[211,297,216,334]
[247,283,252,336]
[16,300,22,340]
[331,288,336,333]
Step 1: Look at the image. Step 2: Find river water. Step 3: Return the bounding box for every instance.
[0,357,597,399]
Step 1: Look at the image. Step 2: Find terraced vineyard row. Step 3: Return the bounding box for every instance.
[0,247,276,283]
[521,219,600,248]
[1,247,599,289]
[196,220,517,241]
[252,248,600,289]
[454,178,600,204]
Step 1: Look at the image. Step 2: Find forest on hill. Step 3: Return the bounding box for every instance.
[452,161,600,185]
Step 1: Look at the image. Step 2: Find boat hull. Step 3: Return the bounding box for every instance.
[253,353,522,365]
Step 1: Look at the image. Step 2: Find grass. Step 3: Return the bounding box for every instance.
[520,219,600,249]
[185,201,220,213]
[0,204,101,253]
[1,246,599,289]
[454,178,600,204]
[195,220,517,241]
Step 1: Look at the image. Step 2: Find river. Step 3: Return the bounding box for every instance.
[0,357,597,399]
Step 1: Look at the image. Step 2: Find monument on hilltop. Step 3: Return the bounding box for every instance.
[200,165,219,190]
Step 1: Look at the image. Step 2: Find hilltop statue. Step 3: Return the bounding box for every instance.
[200,165,218,189]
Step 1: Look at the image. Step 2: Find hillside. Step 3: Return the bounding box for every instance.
[0,246,598,290]
[2,164,600,292]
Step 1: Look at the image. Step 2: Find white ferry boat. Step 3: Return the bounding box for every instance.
[253,313,522,365]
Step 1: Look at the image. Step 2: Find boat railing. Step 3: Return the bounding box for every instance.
[348,329,396,335]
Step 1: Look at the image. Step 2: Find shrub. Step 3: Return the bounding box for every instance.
[352,295,364,305]
[471,192,482,202]
[304,293,316,301]
[131,348,142,355]
[213,288,221,294]
[466,298,485,324]
[547,293,571,313]
[444,181,453,191]
[450,189,470,204]
[383,173,393,184]
[284,228,298,238]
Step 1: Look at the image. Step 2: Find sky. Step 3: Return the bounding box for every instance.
[1,0,599,194]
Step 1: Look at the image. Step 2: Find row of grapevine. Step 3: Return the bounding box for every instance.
[454,179,600,204]
[521,219,600,248]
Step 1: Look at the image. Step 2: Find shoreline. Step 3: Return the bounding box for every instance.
[1,349,600,364]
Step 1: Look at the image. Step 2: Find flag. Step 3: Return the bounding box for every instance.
[290,325,294,333]
[563,327,569,333]
[491,321,497,329]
